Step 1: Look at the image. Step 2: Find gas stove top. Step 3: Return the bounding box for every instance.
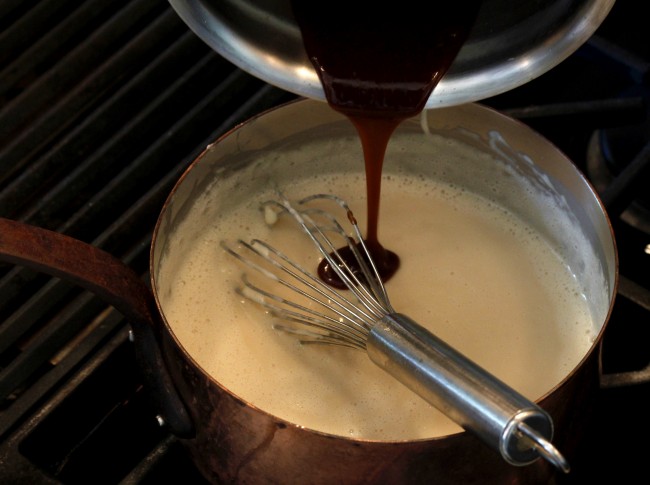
[0,1,648,483]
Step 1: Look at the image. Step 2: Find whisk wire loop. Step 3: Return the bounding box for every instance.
[232,237,375,327]
[301,194,393,308]
[237,273,365,338]
[283,195,392,317]
[296,209,388,321]
[221,234,375,347]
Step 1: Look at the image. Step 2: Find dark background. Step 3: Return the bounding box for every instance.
[1,1,648,483]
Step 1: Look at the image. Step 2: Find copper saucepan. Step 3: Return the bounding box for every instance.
[0,100,636,484]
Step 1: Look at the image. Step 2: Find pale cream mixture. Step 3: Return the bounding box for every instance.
[157,159,599,440]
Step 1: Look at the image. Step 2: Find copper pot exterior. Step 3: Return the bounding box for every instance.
[150,100,616,484]
[161,322,601,484]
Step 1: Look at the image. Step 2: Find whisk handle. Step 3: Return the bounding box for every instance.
[367,313,569,472]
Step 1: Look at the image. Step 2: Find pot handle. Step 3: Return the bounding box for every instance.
[600,275,650,389]
[0,217,194,438]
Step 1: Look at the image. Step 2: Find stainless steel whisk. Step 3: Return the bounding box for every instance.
[222,193,570,473]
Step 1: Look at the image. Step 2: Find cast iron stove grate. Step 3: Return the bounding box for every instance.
[0,1,648,483]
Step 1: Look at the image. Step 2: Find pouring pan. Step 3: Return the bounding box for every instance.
[168,0,615,108]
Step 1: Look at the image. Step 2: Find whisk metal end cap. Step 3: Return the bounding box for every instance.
[504,417,570,473]
[500,409,553,465]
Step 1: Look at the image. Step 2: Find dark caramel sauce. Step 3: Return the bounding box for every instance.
[318,240,401,290]
[291,2,481,286]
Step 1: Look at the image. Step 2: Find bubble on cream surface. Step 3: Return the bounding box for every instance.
[156,127,603,441]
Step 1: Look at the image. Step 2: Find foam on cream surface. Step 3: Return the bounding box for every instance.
[158,161,598,441]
